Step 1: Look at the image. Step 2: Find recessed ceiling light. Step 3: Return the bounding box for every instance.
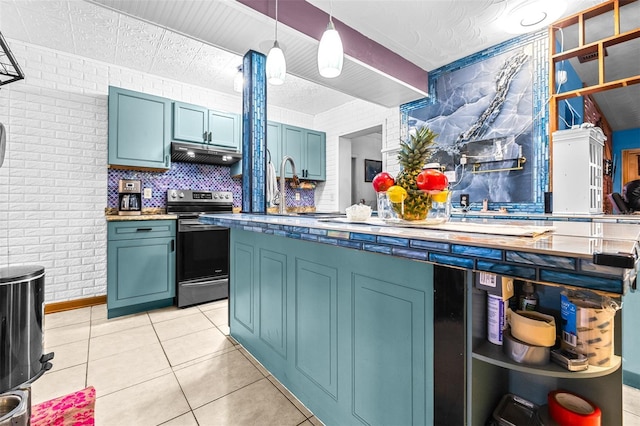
[521,11,547,27]
[501,0,566,34]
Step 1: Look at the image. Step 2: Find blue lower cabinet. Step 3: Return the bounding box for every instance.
[230,229,434,425]
[107,220,176,318]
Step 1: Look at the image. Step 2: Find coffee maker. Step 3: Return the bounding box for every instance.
[118,179,142,216]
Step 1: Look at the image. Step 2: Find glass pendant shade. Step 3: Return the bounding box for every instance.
[317,21,343,78]
[266,41,286,85]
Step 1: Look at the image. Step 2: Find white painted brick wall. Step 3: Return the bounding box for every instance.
[0,40,348,303]
[313,99,400,212]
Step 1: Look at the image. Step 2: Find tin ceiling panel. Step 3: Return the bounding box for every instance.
[1,0,636,126]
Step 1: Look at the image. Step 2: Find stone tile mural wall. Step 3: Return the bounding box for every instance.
[401,30,549,213]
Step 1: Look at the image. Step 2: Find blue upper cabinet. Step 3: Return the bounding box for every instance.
[173,101,240,150]
[267,121,282,174]
[282,125,304,178]
[108,86,172,170]
[209,110,240,149]
[303,130,326,181]
[230,121,325,181]
[230,120,282,177]
[282,124,326,181]
[173,102,208,143]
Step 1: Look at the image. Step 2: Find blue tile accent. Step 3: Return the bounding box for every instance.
[392,248,428,261]
[242,51,267,213]
[377,236,410,247]
[327,230,350,239]
[284,226,309,234]
[363,244,393,255]
[452,245,502,260]
[318,236,339,245]
[410,240,450,252]
[107,164,243,209]
[476,260,537,281]
[338,240,363,250]
[539,269,623,293]
[429,253,475,269]
[506,251,576,270]
[579,260,626,277]
[351,233,377,243]
[199,215,635,293]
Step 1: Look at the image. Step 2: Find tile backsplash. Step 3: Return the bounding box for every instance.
[107,162,315,210]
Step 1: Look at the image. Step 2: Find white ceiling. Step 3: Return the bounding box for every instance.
[1,0,636,129]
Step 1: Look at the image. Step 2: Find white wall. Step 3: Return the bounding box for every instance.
[351,134,382,208]
[313,100,401,212]
[0,40,314,303]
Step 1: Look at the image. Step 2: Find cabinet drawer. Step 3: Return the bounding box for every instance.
[108,220,176,241]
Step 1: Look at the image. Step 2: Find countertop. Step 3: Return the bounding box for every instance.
[105,214,178,221]
[199,213,640,294]
[104,208,177,221]
[451,210,640,223]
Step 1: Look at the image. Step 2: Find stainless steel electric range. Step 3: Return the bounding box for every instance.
[166,189,233,308]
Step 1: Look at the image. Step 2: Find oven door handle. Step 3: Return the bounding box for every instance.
[180,224,228,231]
[181,277,228,288]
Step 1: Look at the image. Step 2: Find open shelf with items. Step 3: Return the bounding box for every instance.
[472,341,621,379]
[468,272,624,425]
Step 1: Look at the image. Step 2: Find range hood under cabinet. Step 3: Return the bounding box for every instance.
[171,141,241,166]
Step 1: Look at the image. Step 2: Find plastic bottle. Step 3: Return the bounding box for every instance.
[519,282,538,311]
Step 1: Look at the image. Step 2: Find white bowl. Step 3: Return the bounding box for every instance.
[345,204,372,221]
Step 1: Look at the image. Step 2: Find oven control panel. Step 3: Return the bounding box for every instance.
[167,190,233,203]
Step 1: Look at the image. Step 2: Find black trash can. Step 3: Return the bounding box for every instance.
[0,265,46,393]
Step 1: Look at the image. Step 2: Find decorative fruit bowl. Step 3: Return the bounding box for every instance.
[380,188,451,223]
[371,126,451,222]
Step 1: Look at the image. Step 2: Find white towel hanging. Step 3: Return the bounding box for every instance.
[266,156,278,208]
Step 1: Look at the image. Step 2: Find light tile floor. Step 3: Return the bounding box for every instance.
[33,300,323,426]
[33,300,640,425]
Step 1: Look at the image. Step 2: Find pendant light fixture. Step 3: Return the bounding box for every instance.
[266,0,286,85]
[317,0,343,78]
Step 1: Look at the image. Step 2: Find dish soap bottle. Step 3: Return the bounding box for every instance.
[519,282,538,311]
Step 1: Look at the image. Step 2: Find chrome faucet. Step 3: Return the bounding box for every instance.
[279,156,299,214]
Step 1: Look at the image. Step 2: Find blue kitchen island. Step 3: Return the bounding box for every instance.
[200,213,639,425]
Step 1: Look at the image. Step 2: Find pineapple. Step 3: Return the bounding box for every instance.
[394,126,438,220]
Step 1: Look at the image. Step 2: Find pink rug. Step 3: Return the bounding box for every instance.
[31,386,95,426]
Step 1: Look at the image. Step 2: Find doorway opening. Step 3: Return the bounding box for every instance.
[622,148,640,186]
[338,125,382,213]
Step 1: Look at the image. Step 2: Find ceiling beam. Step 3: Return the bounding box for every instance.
[236,0,428,94]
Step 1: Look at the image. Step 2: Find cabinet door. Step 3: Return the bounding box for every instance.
[108,87,171,169]
[209,110,240,149]
[267,121,282,176]
[282,125,304,178]
[230,121,281,177]
[107,234,175,312]
[304,130,325,181]
[173,102,208,143]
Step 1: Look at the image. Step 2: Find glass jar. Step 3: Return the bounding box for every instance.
[426,190,451,224]
[376,192,395,219]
